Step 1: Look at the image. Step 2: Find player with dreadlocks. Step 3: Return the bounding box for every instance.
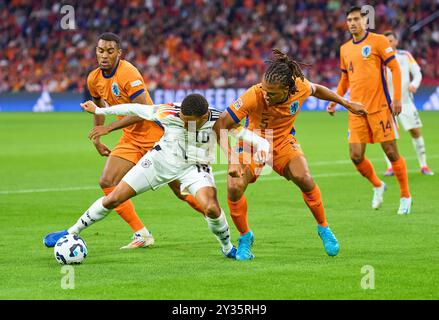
[215,48,367,260]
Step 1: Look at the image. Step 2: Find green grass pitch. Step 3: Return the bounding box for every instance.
[0,111,438,299]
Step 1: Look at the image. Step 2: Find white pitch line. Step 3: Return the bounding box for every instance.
[214,154,438,173]
[0,169,427,195]
[215,168,425,184]
[0,185,98,195]
[1,155,436,195]
[277,154,439,167]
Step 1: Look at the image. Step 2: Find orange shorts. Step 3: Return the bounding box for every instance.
[110,134,155,164]
[235,134,304,183]
[348,108,399,144]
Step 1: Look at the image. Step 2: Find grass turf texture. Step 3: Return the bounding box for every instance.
[0,111,438,299]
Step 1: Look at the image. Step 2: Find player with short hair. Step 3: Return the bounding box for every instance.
[382,30,434,176]
[215,48,367,261]
[44,93,271,259]
[43,32,204,250]
[327,7,412,215]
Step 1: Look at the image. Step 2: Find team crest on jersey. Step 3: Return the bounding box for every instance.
[111,82,121,96]
[362,45,372,58]
[289,101,299,115]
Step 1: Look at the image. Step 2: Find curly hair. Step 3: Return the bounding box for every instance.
[181,93,209,116]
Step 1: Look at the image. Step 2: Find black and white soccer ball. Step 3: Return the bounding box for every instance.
[54,234,88,265]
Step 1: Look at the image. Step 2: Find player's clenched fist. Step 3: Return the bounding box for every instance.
[80,100,99,114]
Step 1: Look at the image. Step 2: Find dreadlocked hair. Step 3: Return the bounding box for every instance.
[264,49,306,95]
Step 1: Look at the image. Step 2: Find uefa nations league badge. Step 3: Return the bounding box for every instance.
[362,45,371,58]
[290,100,299,115]
[111,82,121,97]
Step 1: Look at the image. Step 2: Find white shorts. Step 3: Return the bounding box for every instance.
[122,146,216,196]
[398,103,422,131]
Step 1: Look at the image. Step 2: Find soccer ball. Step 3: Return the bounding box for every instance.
[54,234,88,265]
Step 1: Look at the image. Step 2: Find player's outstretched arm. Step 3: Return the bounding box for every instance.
[81,100,99,113]
[87,92,150,140]
[312,83,367,116]
[81,100,156,120]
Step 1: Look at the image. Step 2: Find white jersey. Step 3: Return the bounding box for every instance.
[387,50,422,106]
[95,103,220,167]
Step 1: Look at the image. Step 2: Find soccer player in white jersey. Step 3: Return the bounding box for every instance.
[383,30,434,176]
[44,94,270,259]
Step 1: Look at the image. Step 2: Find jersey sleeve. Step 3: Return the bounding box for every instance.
[119,65,147,101]
[377,35,396,66]
[340,47,348,73]
[152,103,180,125]
[407,52,422,88]
[297,77,315,98]
[336,47,350,96]
[226,87,258,123]
[86,72,100,99]
[95,103,168,121]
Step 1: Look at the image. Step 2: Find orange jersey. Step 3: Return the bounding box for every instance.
[227,78,314,146]
[87,59,163,147]
[339,31,401,114]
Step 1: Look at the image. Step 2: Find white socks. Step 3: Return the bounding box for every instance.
[412,136,427,168]
[205,210,233,253]
[135,227,152,237]
[68,197,110,234]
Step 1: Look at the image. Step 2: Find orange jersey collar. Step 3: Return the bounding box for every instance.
[102,59,121,79]
[352,31,369,45]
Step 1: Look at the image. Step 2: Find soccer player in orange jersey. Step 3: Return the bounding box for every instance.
[327,7,412,215]
[44,33,203,249]
[214,49,367,260]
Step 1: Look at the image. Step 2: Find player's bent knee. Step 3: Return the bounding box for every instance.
[290,173,314,190]
[385,151,400,162]
[171,188,186,200]
[204,201,221,218]
[99,177,116,189]
[227,182,246,200]
[350,154,364,165]
[103,193,125,209]
[102,197,117,209]
[382,144,399,162]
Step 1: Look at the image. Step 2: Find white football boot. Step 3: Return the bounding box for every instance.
[397,197,412,215]
[372,181,387,210]
[120,232,155,249]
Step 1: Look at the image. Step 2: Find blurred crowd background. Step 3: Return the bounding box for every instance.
[1,0,438,93]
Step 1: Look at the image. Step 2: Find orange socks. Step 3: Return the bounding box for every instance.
[227,195,249,235]
[184,195,205,215]
[355,158,382,188]
[390,157,410,198]
[302,185,328,227]
[102,186,144,232]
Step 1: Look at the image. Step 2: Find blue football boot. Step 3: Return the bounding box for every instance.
[43,230,69,247]
[222,246,237,259]
[317,225,339,257]
[236,230,254,261]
